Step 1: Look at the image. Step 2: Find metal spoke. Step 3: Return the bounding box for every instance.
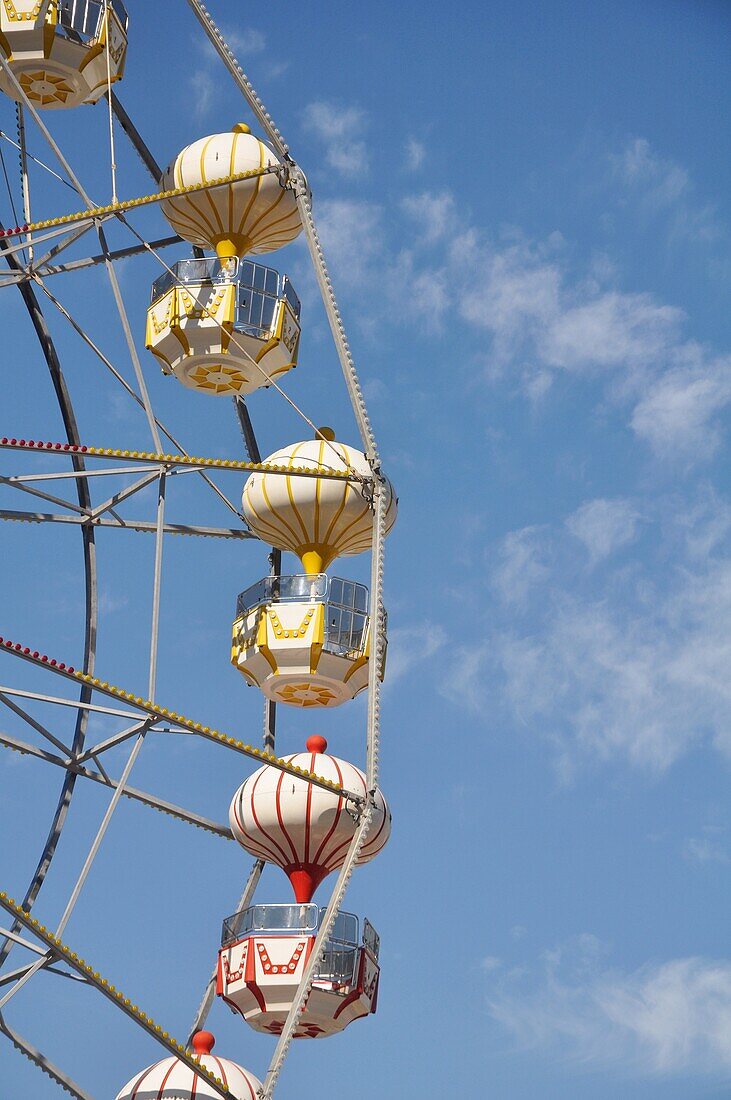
[0,731,232,839]
[108,91,162,181]
[0,732,147,1010]
[0,57,92,202]
[0,474,88,516]
[187,396,278,1042]
[0,896,238,1100]
[57,732,146,938]
[27,278,248,522]
[98,226,162,452]
[0,222,101,290]
[0,927,49,957]
[0,1014,96,1100]
[76,719,153,763]
[0,216,98,977]
[0,234,181,286]
[87,469,160,520]
[0,686,140,721]
[187,858,264,1042]
[0,691,74,757]
[6,465,163,483]
[0,509,250,538]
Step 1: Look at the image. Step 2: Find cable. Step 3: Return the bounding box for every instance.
[0,130,75,190]
[103,0,119,204]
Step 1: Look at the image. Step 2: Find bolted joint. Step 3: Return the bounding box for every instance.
[287,164,312,203]
[345,795,363,824]
[358,476,376,507]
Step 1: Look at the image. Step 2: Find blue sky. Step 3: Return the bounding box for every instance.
[2,1,731,1097]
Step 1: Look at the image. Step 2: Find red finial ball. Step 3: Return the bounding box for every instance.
[306,735,328,754]
[192,1031,215,1055]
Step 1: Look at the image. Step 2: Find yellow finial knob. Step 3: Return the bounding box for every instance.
[233,123,251,134]
[316,426,336,442]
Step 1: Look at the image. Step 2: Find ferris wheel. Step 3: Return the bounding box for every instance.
[0,4,396,1097]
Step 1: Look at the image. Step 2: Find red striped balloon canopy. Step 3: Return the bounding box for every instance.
[229,736,391,902]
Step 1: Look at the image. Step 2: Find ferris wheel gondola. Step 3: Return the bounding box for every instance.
[0,0,128,109]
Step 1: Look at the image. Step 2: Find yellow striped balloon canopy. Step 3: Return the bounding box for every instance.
[158,125,302,260]
[242,431,397,574]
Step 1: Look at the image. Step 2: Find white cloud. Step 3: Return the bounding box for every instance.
[492,527,550,608]
[677,487,731,560]
[409,266,450,327]
[613,138,689,207]
[450,230,731,459]
[566,499,641,564]
[225,28,266,55]
[682,828,729,865]
[438,641,489,714]
[612,137,720,243]
[191,69,215,123]
[494,563,731,770]
[488,938,731,1075]
[193,26,275,120]
[442,496,731,772]
[315,199,383,289]
[541,292,682,373]
[404,138,425,172]
[401,191,457,245]
[455,232,563,361]
[310,152,729,459]
[523,368,553,402]
[449,229,683,384]
[302,102,368,177]
[99,591,129,614]
[631,354,731,461]
[386,623,447,684]
[201,26,265,60]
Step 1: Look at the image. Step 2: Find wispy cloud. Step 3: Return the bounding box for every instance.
[611,137,721,244]
[191,25,281,122]
[503,560,731,770]
[631,353,731,461]
[404,138,425,172]
[316,199,383,288]
[682,827,729,865]
[312,139,731,460]
[99,591,129,615]
[191,69,215,123]
[488,937,731,1076]
[614,138,690,206]
[302,102,368,177]
[492,526,550,608]
[442,495,731,773]
[386,622,447,684]
[401,191,457,245]
[200,25,266,61]
[566,498,641,565]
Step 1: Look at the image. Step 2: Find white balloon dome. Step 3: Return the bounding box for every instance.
[159,124,302,260]
[115,1031,261,1100]
[229,735,391,903]
[242,433,397,574]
